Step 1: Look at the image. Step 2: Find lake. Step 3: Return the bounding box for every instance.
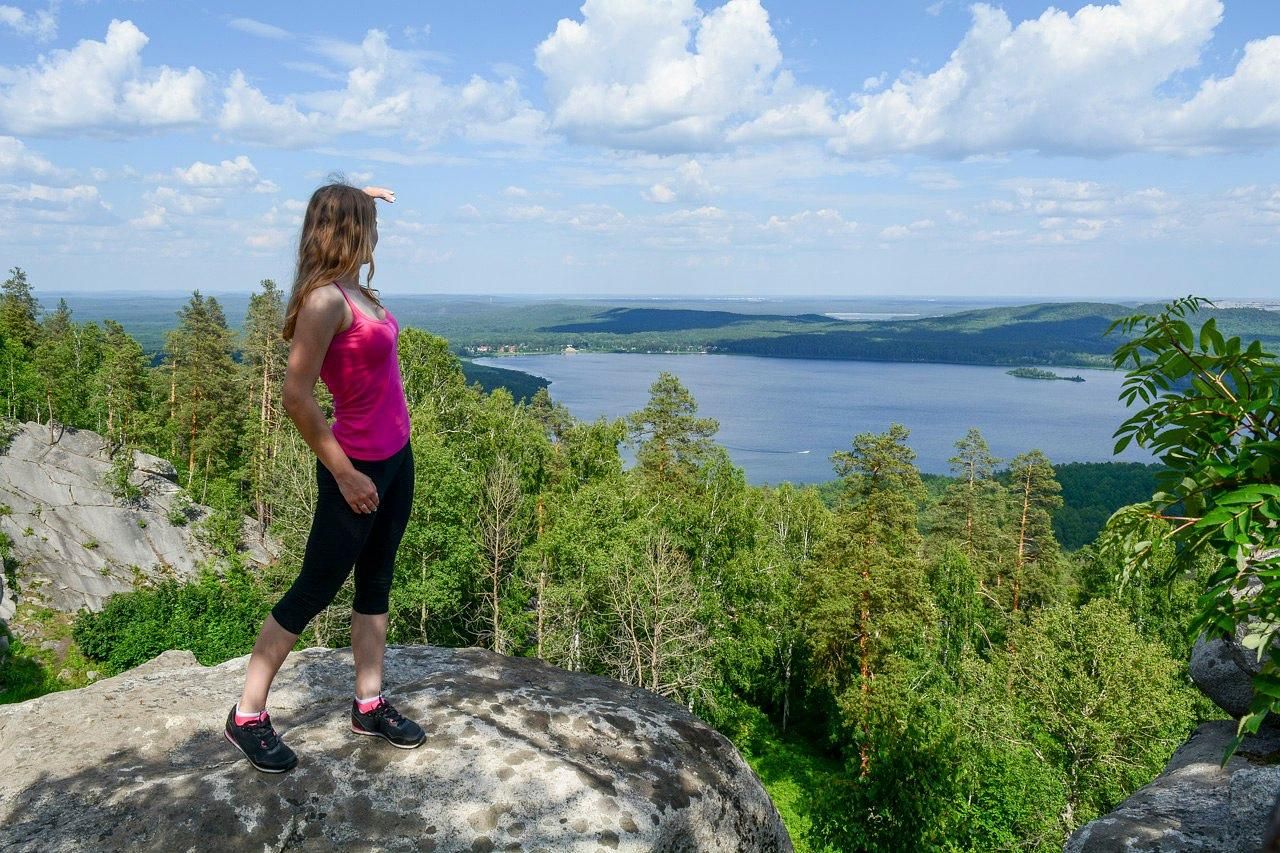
[472,353,1151,484]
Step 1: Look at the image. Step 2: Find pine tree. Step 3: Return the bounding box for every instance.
[0,267,41,351]
[803,424,935,773]
[240,280,289,529]
[626,371,718,482]
[1007,450,1066,613]
[32,299,101,440]
[165,291,243,493]
[929,544,980,676]
[932,429,1006,560]
[93,320,150,450]
[0,332,37,422]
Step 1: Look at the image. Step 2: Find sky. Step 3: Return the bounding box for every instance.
[1,0,1279,300]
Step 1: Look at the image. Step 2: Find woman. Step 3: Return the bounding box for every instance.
[225,181,424,773]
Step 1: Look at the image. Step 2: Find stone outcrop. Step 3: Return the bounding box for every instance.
[1065,720,1280,852]
[0,420,277,614]
[1189,565,1280,720]
[0,644,792,852]
[1069,552,1280,850]
[1190,630,1263,719]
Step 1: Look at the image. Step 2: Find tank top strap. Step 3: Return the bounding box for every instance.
[333,282,362,326]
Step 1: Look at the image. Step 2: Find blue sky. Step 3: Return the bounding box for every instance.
[2,0,1279,299]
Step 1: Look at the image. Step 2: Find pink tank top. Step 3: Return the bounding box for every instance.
[319,283,411,461]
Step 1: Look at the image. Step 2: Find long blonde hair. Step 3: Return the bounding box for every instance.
[282,181,382,341]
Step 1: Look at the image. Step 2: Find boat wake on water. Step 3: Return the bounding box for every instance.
[722,445,813,455]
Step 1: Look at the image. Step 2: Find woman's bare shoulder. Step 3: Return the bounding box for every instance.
[295,283,347,335]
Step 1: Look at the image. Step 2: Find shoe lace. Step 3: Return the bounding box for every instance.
[371,700,406,726]
[244,717,280,750]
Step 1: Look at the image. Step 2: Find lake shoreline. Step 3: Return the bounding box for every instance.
[473,352,1146,483]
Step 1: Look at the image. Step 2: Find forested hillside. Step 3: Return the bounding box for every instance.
[0,268,1237,850]
[40,285,1280,371]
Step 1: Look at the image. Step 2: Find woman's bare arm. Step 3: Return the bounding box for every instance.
[282,286,380,513]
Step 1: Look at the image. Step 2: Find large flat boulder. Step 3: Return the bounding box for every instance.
[0,421,277,613]
[0,644,792,852]
[1065,720,1280,852]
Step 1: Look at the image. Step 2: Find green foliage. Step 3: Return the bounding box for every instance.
[626,371,719,481]
[193,477,248,557]
[1053,462,1163,550]
[106,448,142,504]
[964,600,1197,834]
[72,565,272,673]
[0,267,41,351]
[0,636,68,704]
[164,291,243,490]
[731,703,842,853]
[1006,450,1068,612]
[1105,296,1280,755]
[167,492,194,527]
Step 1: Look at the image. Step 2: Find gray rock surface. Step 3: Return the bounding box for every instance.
[0,421,277,614]
[1189,560,1280,719]
[1190,631,1261,719]
[0,645,792,853]
[1065,720,1280,852]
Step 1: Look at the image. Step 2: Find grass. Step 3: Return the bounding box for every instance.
[724,705,844,853]
[0,603,97,704]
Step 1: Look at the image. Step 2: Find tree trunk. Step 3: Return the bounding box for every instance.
[1014,468,1032,614]
[859,566,871,777]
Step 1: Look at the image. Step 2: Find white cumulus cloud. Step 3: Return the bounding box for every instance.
[0,136,68,180]
[219,29,545,148]
[832,0,1280,157]
[643,159,718,204]
[0,181,114,224]
[0,19,205,136]
[535,0,830,151]
[172,155,277,193]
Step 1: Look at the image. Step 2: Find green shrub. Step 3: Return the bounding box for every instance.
[106,449,142,504]
[193,477,246,556]
[166,493,194,527]
[0,637,65,704]
[72,565,271,674]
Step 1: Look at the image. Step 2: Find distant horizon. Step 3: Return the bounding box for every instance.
[32,289,1275,307]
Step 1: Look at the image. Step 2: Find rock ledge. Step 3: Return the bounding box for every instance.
[1065,720,1280,852]
[0,645,792,853]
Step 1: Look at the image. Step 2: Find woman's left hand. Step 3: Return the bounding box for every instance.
[363,186,396,203]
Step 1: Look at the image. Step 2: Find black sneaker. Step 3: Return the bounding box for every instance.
[224,706,298,773]
[351,697,425,749]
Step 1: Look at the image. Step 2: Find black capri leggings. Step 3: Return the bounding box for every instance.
[271,438,414,635]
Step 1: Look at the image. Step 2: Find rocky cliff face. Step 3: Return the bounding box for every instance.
[1065,720,1280,852]
[0,420,277,616]
[0,644,792,853]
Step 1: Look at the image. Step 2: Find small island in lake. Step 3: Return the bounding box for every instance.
[1007,367,1086,382]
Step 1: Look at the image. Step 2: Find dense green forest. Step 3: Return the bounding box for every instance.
[457,359,549,402]
[3,267,1267,851]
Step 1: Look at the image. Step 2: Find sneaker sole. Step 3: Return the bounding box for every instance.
[350,724,426,749]
[224,730,297,773]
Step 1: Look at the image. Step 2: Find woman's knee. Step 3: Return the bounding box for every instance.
[351,574,393,615]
